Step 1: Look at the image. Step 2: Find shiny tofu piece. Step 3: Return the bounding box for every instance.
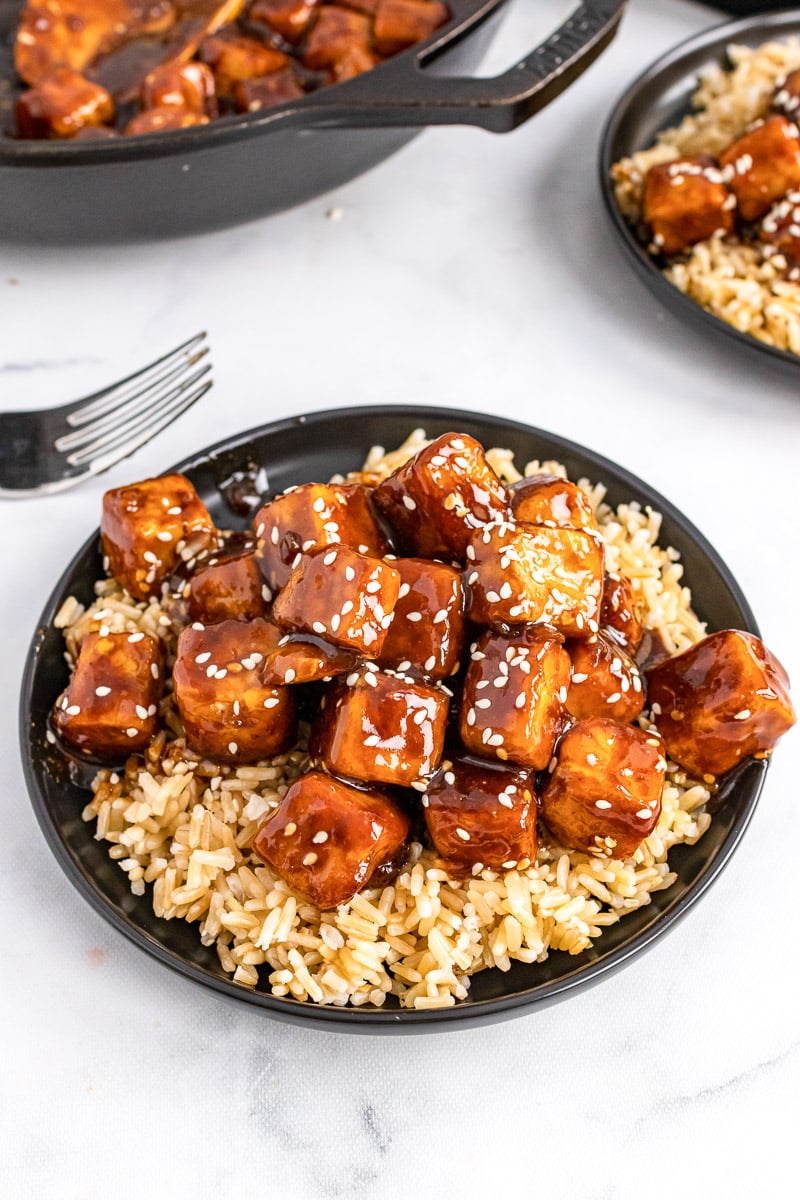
[16,69,113,138]
[260,635,357,686]
[126,107,209,133]
[773,68,800,119]
[272,545,400,655]
[235,67,304,111]
[378,557,464,680]
[253,771,410,909]
[510,474,599,535]
[310,668,449,786]
[643,154,735,256]
[720,116,800,222]
[760,189,800,274]
[199,34,289,94]
[423,757,536,872]
[301,7,371,69]
[600,572,644,654]
[465,520,604,636]
[141,60,216,114]
[249,0,319,43]
[53,630,163,759]
[373,0,448,55]
[330,44,382,81]
[101,473,217,600]
[566,631,644,724]
[647,629,796,779]
[14,0,176,85]
[187,551,268,623]
[253,482,388,593]
[372,433,510,560]
[541,718,666,858]
[459,625,570,769]
[173,618,295,764]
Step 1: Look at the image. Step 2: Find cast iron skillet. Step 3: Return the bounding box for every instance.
[20,404,767,1033]
[0,0,625,241]
[599,10,800,376]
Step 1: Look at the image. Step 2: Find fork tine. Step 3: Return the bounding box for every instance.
[65,332,207,427]
[57,350,209,450]
[65,365,212,467]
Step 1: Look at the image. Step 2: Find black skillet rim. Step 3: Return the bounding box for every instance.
[598,9,800,376]
[19,404,766,1032]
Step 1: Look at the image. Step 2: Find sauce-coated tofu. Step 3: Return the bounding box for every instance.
[600,572,644,653]
[511,474,599,535]
[760,189,800,274]
[378,557,464,679]
[372,433,510,560]
[253,771,410,909]
[310,668,448,786]
[643,154,735,255]
[126,107,208,133]
[272,545,400,655]
[235,67,304,111]
[301,7,371,69]
[330,45,382,81]
[199,34,289,94]
[373,0,448,55]
[423,757,536,871]
[541,718,666,858]
[566,631,644,724]
[187,551,268,623]
[465,520,604,636]
[16,69,113,138]
[720,116,800,222]
[261,635,357,686]
[253,482,388,592]
[459,625,570,769]
[173,618,295,764]
[53,630,163,759]
[101,473,217,600]
[249,0,319,42]
[647,629,796,778]
[142,60,216,114]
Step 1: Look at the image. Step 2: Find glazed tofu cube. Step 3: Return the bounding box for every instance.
[459,625,569,769]
[301,7,371,69]
[173,618,295,764]
[643,154,735,255]
[16,69,113,139]
[253,482,388,593]
[760,189,800,274]
[510,474,599,535]
[720,116,800,222]
[372,433,510,560]
[773,68,800,119]
[331,45,382,82]
[566,631,644,724]
[310,668,449,786]
[373,0,448,54]
[199,34,289,95]
[647,629,796,779]
[53,630,163,759]
[235,67,304,111]
[249,0,319,43]
[101,473,217,601]
[126,107,209,134]
[600,572,644,654]
[541,718,666,858]
[465,520,604,636]
[272,545,400,655]
[260,635,357,686]
[253,771,410,909]
[187,551,268,624]
[423,757,536,872]
[378,557,464,680]
[141,61,216,115]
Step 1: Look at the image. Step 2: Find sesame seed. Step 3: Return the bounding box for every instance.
[191,622,204,631]
[734,709,751,720]
[285,669,296,683]
[128,632,145,643]
[233,700,240,716]
[571,673,587,684]
[346,672,360,686]
[135,705,149,720]
[126,728,138,738]
[65,704,81,716]
[313,497,326,513]
[636,809,651,820]
[345,566,356,582]
[271,526,279,545]
[607,692,621,704]
[323,551,337,565]
[312,621,326,634]
[403,496,416,510]
[488,733,504,746]
[595,799,612,809]
[366,581,381,593]
[424,655,437,672]
[407,612,422,622]
[341,601,354,616]
[312,832,329,844]
[156,531,173,542]
[486,591,500,603]
[466,708,476,726]
[514,692,526,709]
[364,672,378,688]
[195,652,211,664]
[455,828,471,841]
[142,551,158,564]
[263,697,280,708]
[498,793,513,809]
[95,686,111,697]
[168,505,182,515]
[283,822,297,836]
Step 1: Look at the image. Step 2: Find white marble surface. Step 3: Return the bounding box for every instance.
[2,0,799,1194]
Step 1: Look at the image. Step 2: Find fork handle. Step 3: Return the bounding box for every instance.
[0,412,50,494]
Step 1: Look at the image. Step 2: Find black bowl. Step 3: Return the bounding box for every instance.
[20,405,766,1032]
[599,9,800,375]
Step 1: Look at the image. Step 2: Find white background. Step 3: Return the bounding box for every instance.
[1,1,798,1195]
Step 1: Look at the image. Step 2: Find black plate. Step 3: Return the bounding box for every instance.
[599,10,800,374]
[20,405,766,1032]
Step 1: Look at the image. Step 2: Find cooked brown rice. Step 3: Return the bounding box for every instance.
[58,431,712,1009]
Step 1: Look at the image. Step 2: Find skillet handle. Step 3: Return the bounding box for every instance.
[300,0,627,133]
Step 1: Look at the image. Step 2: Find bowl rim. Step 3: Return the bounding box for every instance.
[19,403,766,1031]
[597,8,800,376]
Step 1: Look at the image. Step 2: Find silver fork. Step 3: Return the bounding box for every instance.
[0,332,212,498]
